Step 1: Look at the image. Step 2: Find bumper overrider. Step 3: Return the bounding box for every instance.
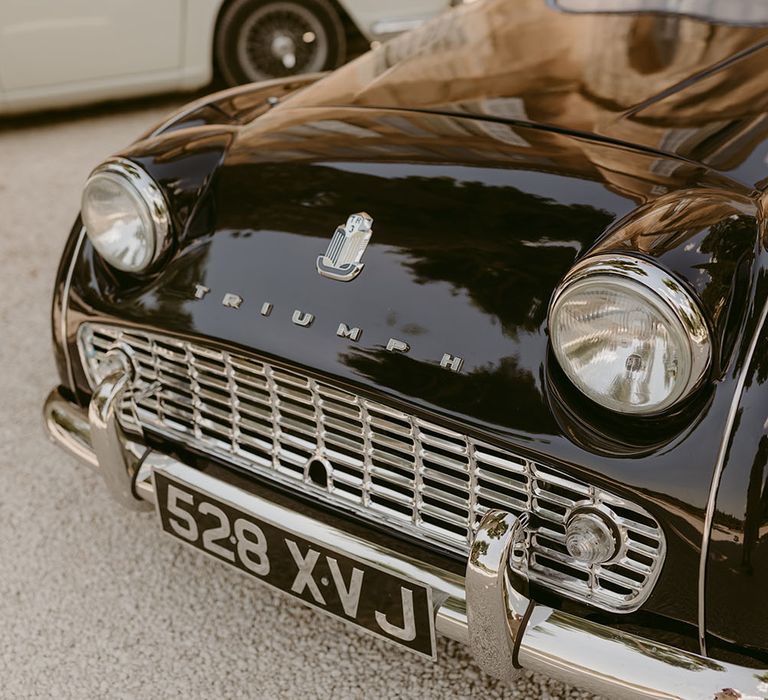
[43,350,768,700]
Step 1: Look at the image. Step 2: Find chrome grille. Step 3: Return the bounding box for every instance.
[78,323,666,612]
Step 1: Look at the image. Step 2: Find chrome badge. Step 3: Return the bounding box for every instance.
[316,212,373,282]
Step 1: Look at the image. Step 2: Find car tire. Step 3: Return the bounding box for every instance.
[215,0,347,85]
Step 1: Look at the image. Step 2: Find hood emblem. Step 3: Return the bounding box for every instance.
[316,212,373,282]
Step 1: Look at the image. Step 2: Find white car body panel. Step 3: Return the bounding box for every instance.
[0,0,453,115]
[346,0,452,38]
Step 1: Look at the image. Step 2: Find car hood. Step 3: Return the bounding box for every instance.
[285,0,768,186]
[81,104,743,483]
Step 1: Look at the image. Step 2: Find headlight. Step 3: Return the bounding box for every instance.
[549,254,711,415]
[81,158,170,273]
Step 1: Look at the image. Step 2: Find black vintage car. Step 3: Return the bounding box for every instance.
[44,0,768,696]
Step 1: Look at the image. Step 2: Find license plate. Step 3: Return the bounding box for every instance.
[153,469,437,659]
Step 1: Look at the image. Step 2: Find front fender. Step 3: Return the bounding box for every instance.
[705,261,768,657]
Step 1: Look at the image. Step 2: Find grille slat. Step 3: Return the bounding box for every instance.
[79,324,666,613]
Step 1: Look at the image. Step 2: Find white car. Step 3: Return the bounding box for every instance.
[0,0,457,115]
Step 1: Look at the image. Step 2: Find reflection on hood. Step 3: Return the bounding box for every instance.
[285,0,768,177]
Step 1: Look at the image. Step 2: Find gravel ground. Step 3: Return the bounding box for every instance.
[0,100,598,699]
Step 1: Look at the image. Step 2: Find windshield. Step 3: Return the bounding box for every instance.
[552,0,768,24]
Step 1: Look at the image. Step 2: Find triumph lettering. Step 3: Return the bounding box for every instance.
[337,323,362,342]
[222,293,243,309]
[386,338,410,354]
[440,353,464,373]
[292,310,314,327]
[188,284,463,372]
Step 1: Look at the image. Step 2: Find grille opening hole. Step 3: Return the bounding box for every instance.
[627,531,661,550]
[239,416,272,437]
[477,481,528,504]
[157,364,188,382]
[371,493,411,516]
[611,505,658,530]
[536,480,586,503]
[371,457,413,480]
[329,461,363,481]
[237,388,271,407]
[324,431,365,454]
[421,439,467,462]
[331,480,361,497]
[370,439,415,461]
[477,461,527,484]
[372,476,413,498]
[322,396,361,414]
[280,424,316,445]
[273,370,309,389]
[597,577,634,596]
[368,409,410,431]
[234,372,269,392]
[372,425,414,447]
[535,555,589,582]
[604,563,645,585]
[307,459,329,488]
[535,533,569,556]
[422,513,466,537]
[475,444,526,466]
[422,495,467,517]
[626,549,654,567]
[422,476,468,501]
[421,431,465,452]
[477,495,526,515]
[160,384,192,401]
[533,497,568,519]
[237,441,271,463]
[157,352,188,369]
[238,402,271,423]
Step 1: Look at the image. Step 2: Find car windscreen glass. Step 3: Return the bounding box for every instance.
[551,0,768,24]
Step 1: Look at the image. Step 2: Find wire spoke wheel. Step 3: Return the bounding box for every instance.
[216,0,346,85]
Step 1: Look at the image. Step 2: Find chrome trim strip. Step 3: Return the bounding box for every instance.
[43,387,768,698]
[698,295,768,655]
[59,226,87,393]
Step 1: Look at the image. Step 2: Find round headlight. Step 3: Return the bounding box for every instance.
[81,159,170,272]
[549,254,711,415]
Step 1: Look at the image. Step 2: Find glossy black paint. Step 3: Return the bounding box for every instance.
[706,266,768,654]
[52,0,768,662]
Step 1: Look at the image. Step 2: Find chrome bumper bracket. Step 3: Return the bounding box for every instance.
[466,511,532,683]
[87,349,152,511]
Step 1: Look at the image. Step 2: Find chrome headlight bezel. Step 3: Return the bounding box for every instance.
[548,253,712,415]
[81,157,171,273]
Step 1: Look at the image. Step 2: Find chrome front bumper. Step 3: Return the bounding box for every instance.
[44,374,768,700]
